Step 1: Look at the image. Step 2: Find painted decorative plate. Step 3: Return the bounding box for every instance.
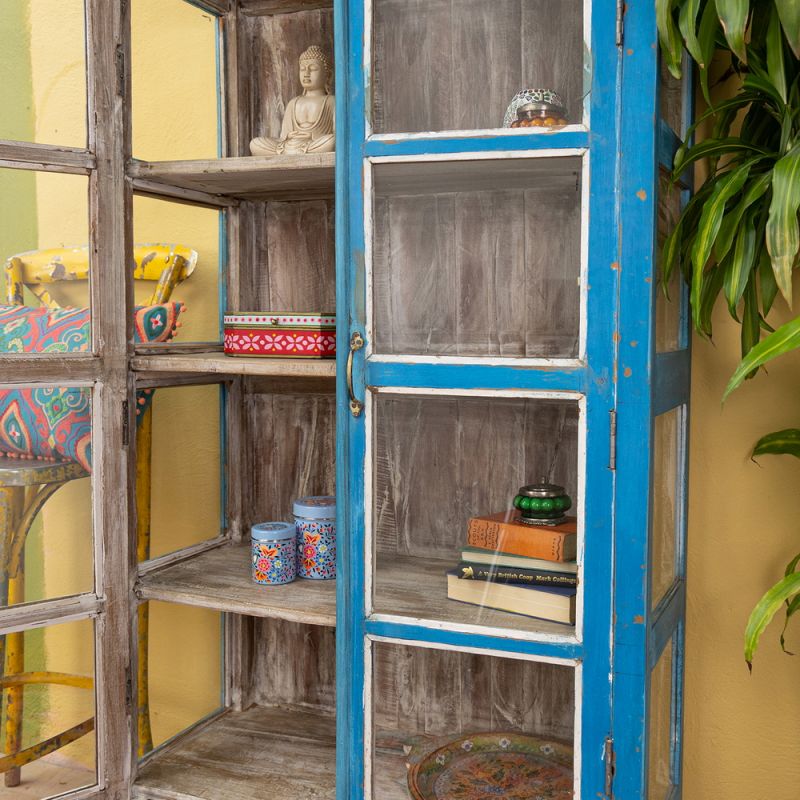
[407,732,573,800]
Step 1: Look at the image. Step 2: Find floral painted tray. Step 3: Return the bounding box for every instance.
[407,732,573,800]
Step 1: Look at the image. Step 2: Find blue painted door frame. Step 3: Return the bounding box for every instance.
[334,1,690,798]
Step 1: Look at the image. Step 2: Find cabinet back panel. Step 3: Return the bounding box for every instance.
[373,394,579,559]
[373,642,575,740]
[372,162,581,358]
[248,617,337,713]
[245,389,336,531]
[239,199,335,312]
[238,9,335,155]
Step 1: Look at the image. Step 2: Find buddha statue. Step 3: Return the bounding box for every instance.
[250,46,335,156]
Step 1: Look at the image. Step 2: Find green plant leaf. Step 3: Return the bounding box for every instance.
[725,209,759,317]
[759,247,780,315]
[745,571,800,668]
[767,6,788,103]
[724,315,800,399]
[673,138,769,176]
[679,0,704,65]
[698,0,723,104]
[715,172,773,264]
[657,0,683,78]
[691,162,754,328]
[698,260,727,337]
[780,593,800,654]
[766,141,800,305]
[775,0,800,59]
[740,277,761,358]
[753,428,800,457]
[717,0,750,62]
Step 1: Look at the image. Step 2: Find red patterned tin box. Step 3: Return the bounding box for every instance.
[223,313,336,358]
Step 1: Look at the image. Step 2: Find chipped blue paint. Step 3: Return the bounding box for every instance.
[337,1,690,797]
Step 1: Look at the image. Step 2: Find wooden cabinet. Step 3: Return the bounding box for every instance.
[0,1,692,799]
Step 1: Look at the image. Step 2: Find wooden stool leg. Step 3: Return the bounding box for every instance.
[0,487,23,787]
[4,571,24,787]
[136,407,153,756]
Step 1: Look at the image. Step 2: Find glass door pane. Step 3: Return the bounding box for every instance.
[371,641,576,799]
[371,391,581,635]
[370,156,584,359]
[371,0,586,134]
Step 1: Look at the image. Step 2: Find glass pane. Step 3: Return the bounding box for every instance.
[131,0,220,161]
[656,170,683,353]
[659,52,686,137]
[372,157,582,358]
[143,384,222,561]
[0,617,96,796]
[0,384,93,608]
[651,408,682,609]
[372,642,575,799]
[146,602,221,748]
[648,640,675,799]
[372,0,585,134]
[373,392,580,634]
[133,196,222,344]
[0,168,91,340]
[0,1,87,148]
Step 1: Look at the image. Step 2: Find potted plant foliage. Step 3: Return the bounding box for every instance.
[656,0,800,667]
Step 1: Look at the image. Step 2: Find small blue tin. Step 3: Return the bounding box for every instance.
[251,521,296,585]
[294,496,336,580]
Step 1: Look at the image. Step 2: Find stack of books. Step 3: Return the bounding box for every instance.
[446,511,578,625]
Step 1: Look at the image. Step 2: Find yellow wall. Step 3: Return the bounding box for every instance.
[9,2,800,797]
[8,0,223,772]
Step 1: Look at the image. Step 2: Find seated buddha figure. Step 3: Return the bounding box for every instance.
[250,46,335,156]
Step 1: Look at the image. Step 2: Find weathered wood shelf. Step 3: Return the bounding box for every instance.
[373,555,577,639]
[131,352,336,378]
[134,705,335,800]
[136,544,336,627]
[128,154,335,201]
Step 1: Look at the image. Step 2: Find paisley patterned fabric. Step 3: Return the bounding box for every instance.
[0,303,184,471]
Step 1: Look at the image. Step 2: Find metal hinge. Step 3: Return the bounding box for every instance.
[604,735,616,798]
[122,400,130,448]
[609,410,617,471]
[616,0,625,46]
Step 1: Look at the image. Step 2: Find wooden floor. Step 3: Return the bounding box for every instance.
[0,758,94,800]
[134,705,335,800]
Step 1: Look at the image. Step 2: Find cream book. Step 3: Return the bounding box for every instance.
[447,571,576,625]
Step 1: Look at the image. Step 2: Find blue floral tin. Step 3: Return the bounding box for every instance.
[251,522,296,585]
[294,496,336,580]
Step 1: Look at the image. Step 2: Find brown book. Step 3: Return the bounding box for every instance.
[466,512,577,563]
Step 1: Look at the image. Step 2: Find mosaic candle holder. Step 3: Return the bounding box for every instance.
[294,495,336,580]
[251,521,297,585]
[513,480,572,526]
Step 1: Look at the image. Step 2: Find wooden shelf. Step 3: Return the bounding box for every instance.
[373,555,576,639]
[131,352,336,379]
[134,705,335,800]
[128,154,334,202]
[137,543,336,627]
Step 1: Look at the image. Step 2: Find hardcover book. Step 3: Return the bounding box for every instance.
[466,512,578,562]
[446,571,576,625]
[457,561,578,588]
[460,546,578,574]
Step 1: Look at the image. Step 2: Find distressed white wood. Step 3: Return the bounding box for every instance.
[134,705,336,800]
[0,594,102,636]
[0,356,100,384]
[131,353,336,377]
[127,155,334,201]
[136,543,336,626]
[0,139,95,172]
[137,536,228,577]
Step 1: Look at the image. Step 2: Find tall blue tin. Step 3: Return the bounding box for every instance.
[294,496,336,580]
[251,521,296,585]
